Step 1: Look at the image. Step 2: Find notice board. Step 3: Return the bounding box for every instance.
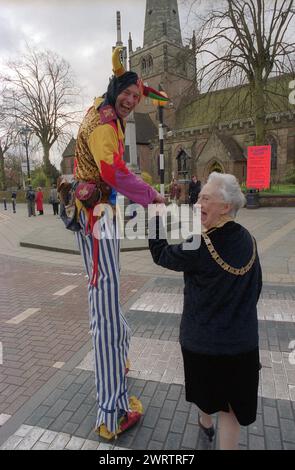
[246,145,271,189]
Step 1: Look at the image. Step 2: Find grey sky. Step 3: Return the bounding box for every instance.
[0,0,193,107]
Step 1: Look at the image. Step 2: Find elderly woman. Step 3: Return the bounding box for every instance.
[149,172,262,450]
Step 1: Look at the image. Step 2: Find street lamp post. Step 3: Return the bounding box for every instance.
[153,91,168,197]
[20,125,32,183]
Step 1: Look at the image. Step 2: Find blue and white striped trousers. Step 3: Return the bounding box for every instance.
[75,209,131,433]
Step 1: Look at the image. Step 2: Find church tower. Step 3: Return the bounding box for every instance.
[129,0,196,126]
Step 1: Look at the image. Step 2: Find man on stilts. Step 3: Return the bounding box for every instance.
[73,47,168,438]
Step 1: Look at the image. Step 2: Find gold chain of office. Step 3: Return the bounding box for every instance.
[202,233,256,276]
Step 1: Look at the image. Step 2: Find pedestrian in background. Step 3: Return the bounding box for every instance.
[188,175,201,207]
[26,185,36,217]
[49,183,59,215]
[149,172,262,450]
[35,187,44,215]
[11,190,17,213]
[169,177,181,204]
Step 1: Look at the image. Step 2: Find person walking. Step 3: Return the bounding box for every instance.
[149,172,262,450]
[169,177,181,204]
[49,184,59,215]
[188,175,201,206]
[70,47,167,439]
[11,190,17,213]
[35,187,44,215]
[26,185,36,217]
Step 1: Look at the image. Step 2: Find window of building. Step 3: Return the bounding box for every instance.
[147,55,153,73]
[141,58,147,75]
[141,56,153,76]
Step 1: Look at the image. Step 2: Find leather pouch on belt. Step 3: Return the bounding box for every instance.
[75,182,101,209]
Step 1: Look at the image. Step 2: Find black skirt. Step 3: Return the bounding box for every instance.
[181,347,260,426]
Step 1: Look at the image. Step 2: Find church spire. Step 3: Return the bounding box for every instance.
[143,0,182,47]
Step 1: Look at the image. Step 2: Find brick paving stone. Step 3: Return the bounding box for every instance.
[70,404,92,424]
[81,440,100,450]
[182,424,198,449]
[164,432,182,450]
[48,432,71,450]
[249,434,266,450]
[45,399,69,419]
[147,440,163,450]
[264,426,283,450]
[132,426,153,450]
[66,392,88,412]
[278,400,294,419]
[25,405,51,426]
[150,390,168,408]
[280,418,295,443]
[166,384,182,401]
[151,418,170,443]
[170,411,188,434]
[160,400,177,420]
[36,416,55,430]
[62,422,80,435]
[263,405,279,427]
[249,414,264,436]
[142,381,158,397]
[49,411,74,432]
[0,435,23,450]
[32,442,50,450]
[283,442,295,450]
[142,406,160,428]
[15,426,45,450]
[65,436,85,450]
[14,424,34,437]
[74,415,96,439]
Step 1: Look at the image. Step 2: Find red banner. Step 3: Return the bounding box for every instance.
[246,145,271,190]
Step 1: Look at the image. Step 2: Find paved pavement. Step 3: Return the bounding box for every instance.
[0,202,295,450]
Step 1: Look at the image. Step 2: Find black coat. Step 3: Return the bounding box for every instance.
[149,220,262,355]
[188,180,201,204]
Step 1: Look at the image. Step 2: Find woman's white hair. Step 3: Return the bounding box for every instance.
[207,172,246,217]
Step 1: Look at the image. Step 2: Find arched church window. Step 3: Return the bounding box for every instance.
[176,147,190,174]
[267,135,278,170]
[147,55,153,74]
[141,58,147,75]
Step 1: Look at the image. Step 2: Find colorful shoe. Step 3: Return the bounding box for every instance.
[95,396,143,440]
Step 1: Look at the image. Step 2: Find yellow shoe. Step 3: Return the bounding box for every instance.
[95,396,143,440]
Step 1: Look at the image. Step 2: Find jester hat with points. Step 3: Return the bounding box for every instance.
[107,47,169,107]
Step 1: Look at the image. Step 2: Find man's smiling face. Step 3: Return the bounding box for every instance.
[115,84,140,119]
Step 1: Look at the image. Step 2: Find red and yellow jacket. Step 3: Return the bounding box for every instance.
[75,97,157,207]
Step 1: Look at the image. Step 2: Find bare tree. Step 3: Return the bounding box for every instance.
[1,46,81,179]
[186,0,295,144]
[0,106,18,190]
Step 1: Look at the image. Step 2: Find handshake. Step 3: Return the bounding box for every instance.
[150,192,167,218]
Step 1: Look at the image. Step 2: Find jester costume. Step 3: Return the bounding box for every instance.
[74,48,168,438]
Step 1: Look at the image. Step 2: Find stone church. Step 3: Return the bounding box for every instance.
[61,0,295,187]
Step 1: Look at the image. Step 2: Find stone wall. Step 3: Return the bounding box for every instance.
[258,194,295,207]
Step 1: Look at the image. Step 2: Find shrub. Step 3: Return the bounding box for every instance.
[284,168,295,184]
[141,171,153,185]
